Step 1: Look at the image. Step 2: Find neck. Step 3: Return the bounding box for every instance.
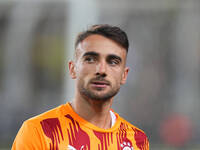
[71,94,113,129]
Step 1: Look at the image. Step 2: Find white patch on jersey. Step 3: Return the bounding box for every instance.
[120,141,134,150]
[67,145,86,150]
[68,145,76,150]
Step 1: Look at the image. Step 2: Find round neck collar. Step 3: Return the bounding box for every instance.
[63,102,121,132]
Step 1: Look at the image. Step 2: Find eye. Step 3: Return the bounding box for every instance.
[107,55,122,66]
[84,56,96,63]
[109,59,120,65]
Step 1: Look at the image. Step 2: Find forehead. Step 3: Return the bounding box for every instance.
[76,34,127,59]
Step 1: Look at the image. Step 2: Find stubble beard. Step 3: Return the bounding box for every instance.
[78,81,120,101]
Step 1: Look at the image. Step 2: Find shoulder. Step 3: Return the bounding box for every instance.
[25,104,67,126]
[12,106,65,150]
[116,113,149,148]
[116,113,146,132]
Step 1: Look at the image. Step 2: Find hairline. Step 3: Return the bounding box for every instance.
[75,33,128,53]
[74,34,128,63]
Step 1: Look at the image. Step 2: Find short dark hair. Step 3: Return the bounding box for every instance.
[75,24,129,52]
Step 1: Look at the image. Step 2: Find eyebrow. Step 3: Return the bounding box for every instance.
[82,51,99,57]
[82,51,122,62]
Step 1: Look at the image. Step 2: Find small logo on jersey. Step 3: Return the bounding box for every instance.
[68,145,86,150]
[120,141,134,150]
[120,137,134,150]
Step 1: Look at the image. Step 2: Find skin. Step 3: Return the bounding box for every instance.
[69,34,129,129]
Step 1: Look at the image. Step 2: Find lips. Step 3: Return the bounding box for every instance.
[90,80,110,88]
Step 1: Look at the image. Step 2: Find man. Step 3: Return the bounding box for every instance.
[12,24,149,150]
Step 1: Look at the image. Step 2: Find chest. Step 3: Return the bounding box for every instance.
[40,117,143,150]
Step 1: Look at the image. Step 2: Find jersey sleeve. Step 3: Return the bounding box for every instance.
[130,125,150,150]
[135,130,150,150]
[144,136,150,150]
[12,120,44,150]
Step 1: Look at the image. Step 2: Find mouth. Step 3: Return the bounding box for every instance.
[90,80,110,88]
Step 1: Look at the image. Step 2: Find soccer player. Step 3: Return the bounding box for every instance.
[12,24,149,150]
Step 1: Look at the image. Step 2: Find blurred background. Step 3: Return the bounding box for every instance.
[0,0,200,149]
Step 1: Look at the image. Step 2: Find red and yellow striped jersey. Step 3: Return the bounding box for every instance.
[12,102,149,150]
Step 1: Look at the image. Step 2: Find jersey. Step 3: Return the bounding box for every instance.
[12,102,149,150]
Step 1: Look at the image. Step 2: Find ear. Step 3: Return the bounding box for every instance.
[68,61,77,79]
[120,67,129,85]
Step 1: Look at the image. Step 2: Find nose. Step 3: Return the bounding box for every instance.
[96,60,107,76]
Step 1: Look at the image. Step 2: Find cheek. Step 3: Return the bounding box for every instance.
[76,63,90,76]
[76,65,94,82]
[110,70,123,84]
[113,70,124,84]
